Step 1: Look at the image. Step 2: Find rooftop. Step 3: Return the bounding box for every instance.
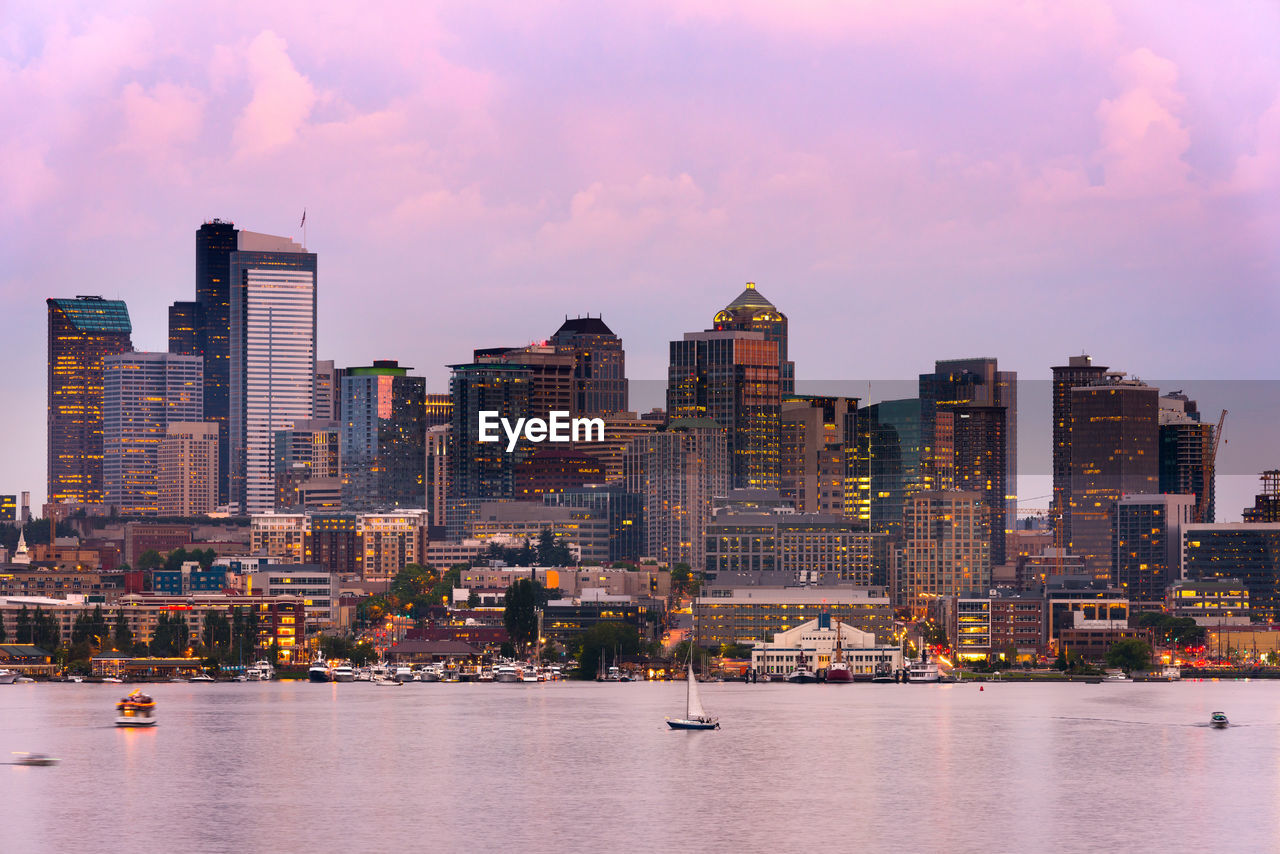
[48,297,132,334]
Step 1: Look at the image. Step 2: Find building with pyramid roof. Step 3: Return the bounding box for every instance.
[713,282,794,395]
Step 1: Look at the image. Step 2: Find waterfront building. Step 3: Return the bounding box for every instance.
[1167,580,1250,626]
[549,315,628,416]
[1243,470,1280,523]
[667,329,781,490]
[948,589,1047,661]
[900,491,991,614]
[694,577,894,646]
[542,484,643,563]
[1067,376,1159,580]
[47,296,134,505]
[1043,578,1130,651]
[1111,493,1195,603]
[158,422,219,516]
[1051,355,1109,542]
[623,418,730,569]
[711,282,794,396]
[1159,392,1216,522]
[248,566,340,631]
[115,592,306,662]
[228,230,318,515]
[340,361,426,511]
[273,419,340,510]
[102,352,203,514]
[1182,523,1280,624]
[751,614,902,678]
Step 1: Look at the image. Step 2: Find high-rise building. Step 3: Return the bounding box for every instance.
[447,362,532,538]
[854,398,925,536]
[712,282,794,396]
[273,419,340,510]
[158,422,218,516]
[543,484,643,563]
[667,330,781,490]
[102,352,203,514]
[359,511,428,582]
[919,358,1017,550]
[1183,523,1280,624]
[1111,493,1195,603]
[1051,355,1109,542]
[900,490,991,614]
[475,344,574,415]
[779,396,856,517]
[340,361,426,511]
[624,418,729,569]
[167,301,202,358]
[425,424,449,531]
[1244,470,1280,523]
[425,393,453,429]
[305,515,362,576]
[1158,392,1216,523]
[1067,376,1159,580]
[939,404,1008,567]
[47,296,134,505]
[313,359,345,422]
[515,448,604,499]
[228,231,317,515]
[194,219,239,504]
[548,316,628,416]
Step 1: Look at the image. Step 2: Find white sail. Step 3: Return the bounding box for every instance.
[686,662,707,720]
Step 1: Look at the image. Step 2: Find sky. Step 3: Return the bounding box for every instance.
[2,1,1278,516]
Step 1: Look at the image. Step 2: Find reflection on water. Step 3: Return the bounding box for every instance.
[2,680,1277,854]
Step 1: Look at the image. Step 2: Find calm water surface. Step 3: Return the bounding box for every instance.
[2,679,1277,854]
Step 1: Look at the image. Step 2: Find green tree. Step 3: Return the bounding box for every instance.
[670,563,699,597]
[112,610,133,652]
[164,547,191,572]
[202,610,232,652]
[1106,638,1153,673]
[137,550,165,571]
[1054,649,1068,671]
[15,605,31,644]
[503,579,545,653]
[576,622,642,679]
[351,640,376,666]
[535,529,573,566]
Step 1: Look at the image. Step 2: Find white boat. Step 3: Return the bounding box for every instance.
[1104,671,1132,683]
[68,675,85,683]
[115,689,157,727]
[332,662,355,683]
[476,667,495,683]
[493,664,520,683]
[247,660,274,681]
[393,665,414,683]
[191,674,215,683]
[785,651,820,684]
[372,676,401,687]
[907,660,940,683]
[667,661,719,730]
[0,669,19,685]
[101,676,124,684]
[416,666,441,683]
[308,657,332,683]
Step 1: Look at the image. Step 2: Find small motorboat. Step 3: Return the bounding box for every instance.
[101,676,124,684]
[11,753,60,767]
[372,677,401,687]
[116,689,157,727]
[1210,711,1229,729]
[190,674,215,683]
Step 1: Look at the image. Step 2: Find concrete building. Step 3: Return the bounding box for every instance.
[228,231,318,515]
[1111,493,1195,603]
[694,578,894,646]
[778,396,856,517]
[158,422,219,516]
[949,588,1047,660]
[750,614,901,679]
[1167,579,1250,626]
[250,514,308,564]
[705,506,888,586]
[900,491,991,614]
[1051,355,1109,544]
[543,484,643,564]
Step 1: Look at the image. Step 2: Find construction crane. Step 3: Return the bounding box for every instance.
[1198,410,1227,523]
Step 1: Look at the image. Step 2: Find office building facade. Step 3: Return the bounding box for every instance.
[711,282,794,396]
[1111,493,1195,604]
[549,316,628,416]
[157,422,219,516]
[900,490,991,614]
[340,361,426,511]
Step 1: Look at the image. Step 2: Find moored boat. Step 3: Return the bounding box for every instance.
[115,689,157,727]
[907,660,939,683]
[0,669,18,685]
[494,663,520,683]
[825,623,854,684]
[785,651,820,684]
[393,665,414,683]
[308,657,332,683]
[332,662,355,683]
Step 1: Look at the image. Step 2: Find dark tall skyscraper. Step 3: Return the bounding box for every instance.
[1051,355,1109,542]
[194,219,239,503]
[941,404,1008,567]
[1158,392,1216,523]
[712,282,794,396]
[47,296,134,505]
[168,301,202,357]
[340,361,427,511]
[446,362,532,537]
[1067,376,1159,580]
[668,330,781,490]
[550,316,628,416]
[855,397,924,536]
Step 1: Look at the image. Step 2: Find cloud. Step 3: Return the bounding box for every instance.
[232,30,317,158]
[118,82,206,154]
[1094,47,1191,197]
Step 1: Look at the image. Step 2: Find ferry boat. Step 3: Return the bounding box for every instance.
[907,660,940,683]
[308,657,332,683]
[115,689,157,727]
[332,662,355,683]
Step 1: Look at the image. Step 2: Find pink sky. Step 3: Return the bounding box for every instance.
[2,1,1278,513]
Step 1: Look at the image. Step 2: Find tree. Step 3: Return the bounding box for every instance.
[503,579,545,653]
[351,641,376,666]
[137,550,165,571]
[15,605,31,644]
[535,529,573,566]
[670,563,699,597]
[112,610,133,652]
[576,622,642,679]
[202,610,232,652]
[1106,638,1153,673]
[1054,649,1068,671]
[0,613,6,643]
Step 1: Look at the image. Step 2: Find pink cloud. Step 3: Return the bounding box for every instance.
[232,30,317,158]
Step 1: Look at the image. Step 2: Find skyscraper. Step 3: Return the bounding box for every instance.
[194,219,239,504]
[1244,471,1280,523]
[854,397,925,536]
[228,231,317,515]
[340,361,427,511]
[939,404,1008,566]
[667,330,781,490]
[273,419,340,510]
[47,296,134,505]
[1111,494,1194,603]
[712,283,794,396]
[158,422,219,516]
[446,362,532,537]
[1158,392,1216,523]
[1051,355,1109,542]
[549,316,628,415]
[102,352,203,514]
[779,395,856,517]
[167,301,202,358]
[901,490,991,614]
[313,359,345,422]
[623,418,729,569]
[1067,376,1159,580]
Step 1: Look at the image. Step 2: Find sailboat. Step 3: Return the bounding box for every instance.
[667,659,720,731]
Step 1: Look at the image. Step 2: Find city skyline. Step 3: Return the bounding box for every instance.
[4,3,1279,514]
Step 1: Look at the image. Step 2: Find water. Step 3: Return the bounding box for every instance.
[3,679,1276,854]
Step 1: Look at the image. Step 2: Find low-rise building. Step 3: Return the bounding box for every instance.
[115,593,306,662]
[695,574,894,646]
[750,615,901,678]
[1167,579,1250,626]
[248,566,340,631]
